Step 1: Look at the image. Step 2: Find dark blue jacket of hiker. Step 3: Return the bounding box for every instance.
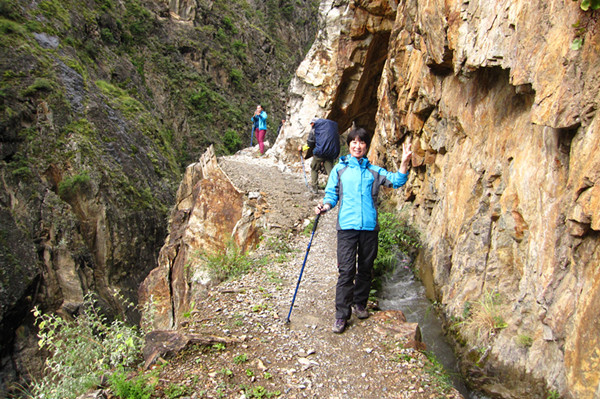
[307,119,340,160]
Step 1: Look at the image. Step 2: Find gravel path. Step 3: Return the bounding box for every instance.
[151,149,463,399]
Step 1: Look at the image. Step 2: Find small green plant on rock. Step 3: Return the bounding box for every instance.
[517,334,533,348]
[201,238,253,281]
[233,353,248,364]
[57,171,91,200]
[423,351,454,395]
[109,368,156,399]
[571,0,600,50]
[460,290,508,345]
[547,389,561,399]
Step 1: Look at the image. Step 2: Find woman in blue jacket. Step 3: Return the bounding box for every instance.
[251,104,268,154]
[315,127,412,333]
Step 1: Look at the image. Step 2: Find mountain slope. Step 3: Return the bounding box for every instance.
[0,0,319,391]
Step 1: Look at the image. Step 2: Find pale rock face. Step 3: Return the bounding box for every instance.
[269,0,397,163]
[269,0,353,163]
[165,0,196,21]
[270,0,600,397]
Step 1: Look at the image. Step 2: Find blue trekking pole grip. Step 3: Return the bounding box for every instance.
[285,213,320,323]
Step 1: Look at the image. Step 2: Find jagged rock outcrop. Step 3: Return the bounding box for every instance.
[139,146,263,330]
[271,0,600,397]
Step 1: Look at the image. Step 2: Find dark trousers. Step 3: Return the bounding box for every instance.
[335,230,378,320]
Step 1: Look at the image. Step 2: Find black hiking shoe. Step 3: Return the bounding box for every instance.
[332,318,347,334]
[353,305,369,319]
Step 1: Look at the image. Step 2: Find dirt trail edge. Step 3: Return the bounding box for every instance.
[152,151,463,399]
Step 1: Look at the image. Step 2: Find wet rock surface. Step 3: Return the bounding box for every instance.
[147,149,463,398]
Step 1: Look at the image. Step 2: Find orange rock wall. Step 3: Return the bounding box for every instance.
[275,0,600,397]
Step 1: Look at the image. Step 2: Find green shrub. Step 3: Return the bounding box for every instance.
[101,27,118,44]
[374,211,421,278]
[189,89,212,113]
[29,295,145,399]
[230,68,243,87]
[222,16,237,33]
[109,368,156,399]
[11,166,32,178]
[57,171,91,200]
[201,238,253,281]
[0,17,25,35]
[22,78,54,96]
[0,0,22,20]
[124,0,153,39]
[216,27,227,42]
[580,0,600,10]
[223,128,242,154]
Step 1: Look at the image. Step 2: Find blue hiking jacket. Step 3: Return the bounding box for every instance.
[323,155,408,231]
[251,111,268,130]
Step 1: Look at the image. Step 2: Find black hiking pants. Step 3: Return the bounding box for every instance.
[335,229,378,320]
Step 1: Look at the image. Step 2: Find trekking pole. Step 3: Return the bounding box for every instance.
[300,150,308,187]
[286,213,320,323]
[250,123,254,147]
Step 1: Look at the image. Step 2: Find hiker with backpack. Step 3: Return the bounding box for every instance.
[251,104,268,154]
[315,127,412,334]
[299,118,340,194]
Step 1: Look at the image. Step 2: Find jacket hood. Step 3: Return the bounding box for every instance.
[339,155,370,168]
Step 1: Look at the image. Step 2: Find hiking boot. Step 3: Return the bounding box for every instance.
[332,318,347,334]
[353,304,369,319]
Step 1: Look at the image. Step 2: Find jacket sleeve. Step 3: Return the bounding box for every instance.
[307,128,316,149]
[375,166,408,188]
[323,166,340,208]
[259,111,267,123]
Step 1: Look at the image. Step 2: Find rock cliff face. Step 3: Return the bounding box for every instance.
[272,0,600,397]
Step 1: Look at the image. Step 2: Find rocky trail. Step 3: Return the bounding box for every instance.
[148,148,464,399]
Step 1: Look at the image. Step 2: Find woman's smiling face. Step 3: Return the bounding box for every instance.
[349,137,367,158]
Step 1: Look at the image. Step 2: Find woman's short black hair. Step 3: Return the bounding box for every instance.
[347,127,372,148]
